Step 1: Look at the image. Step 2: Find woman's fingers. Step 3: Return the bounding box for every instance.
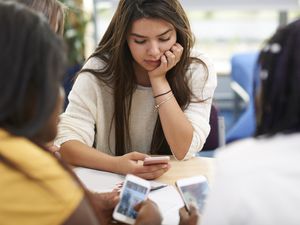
[164,43,183,69]
[165,50,176,68]
[171,43,183,62]
[127,151,149,160]
[134,163,170,173]
[134,165,170,180]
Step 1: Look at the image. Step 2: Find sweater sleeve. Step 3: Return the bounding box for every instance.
[55,73,99,147]
[182,54,217,160]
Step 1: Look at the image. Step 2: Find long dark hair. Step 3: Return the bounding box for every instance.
[0,3,102,220]
[0,1,66,139]
[82,0,206,155]
[255,19,300,136]
[0,0,66,182]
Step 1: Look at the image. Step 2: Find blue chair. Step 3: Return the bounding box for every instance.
[226,52,259,143]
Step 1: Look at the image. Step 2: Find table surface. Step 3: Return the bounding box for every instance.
[74,156,215,225]
[155,156,215,186]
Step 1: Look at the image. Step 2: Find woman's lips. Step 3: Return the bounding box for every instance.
[145,60,161,67]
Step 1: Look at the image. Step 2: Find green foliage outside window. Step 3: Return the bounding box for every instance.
[60,0,89,66]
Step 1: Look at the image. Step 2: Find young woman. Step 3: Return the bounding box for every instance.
[179,19,300,225]
[55,0,217,179]
[0,2,161,225]
[16,0,65,35]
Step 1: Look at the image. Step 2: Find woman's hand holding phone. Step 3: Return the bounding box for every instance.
[116,152,170,180]
[143,156,170,166]
[148,43,183,80]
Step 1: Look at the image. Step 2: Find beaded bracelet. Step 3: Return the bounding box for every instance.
[154,95,174,111]
[153,89,172,98]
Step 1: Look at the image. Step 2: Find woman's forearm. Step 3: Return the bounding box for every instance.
[151,77,194,160]
[60,140,118,172]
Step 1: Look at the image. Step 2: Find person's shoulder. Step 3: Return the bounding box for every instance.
[186,50,217,89]
[212,138,261,175]
[191,50,214,67]
[82,56,106,71]
[0,130,43,162]
[0,132,84,225]
[0,132,63,174]
[187,50,215,77]
[213,134,299,175]
[215,138,258,159]
[77,57,112,89]
[217,133,300,161]
[189,50,213,69]
[0,129,84,190]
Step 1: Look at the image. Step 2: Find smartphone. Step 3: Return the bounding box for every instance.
[176,175,209,213]
[143,156,170,166]
[113,174,151,224]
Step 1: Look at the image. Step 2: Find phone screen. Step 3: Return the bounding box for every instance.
[116,180,149,219]
[180,181,209,212]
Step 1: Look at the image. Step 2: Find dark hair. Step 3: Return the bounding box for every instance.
[0,4,103,220]
[0,1,66,139]
[256,19,300,136]
[0,0,79,196]
[15,0,65,35]
[82,0,207,155]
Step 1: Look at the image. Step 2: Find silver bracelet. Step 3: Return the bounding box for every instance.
[154,95,174,111]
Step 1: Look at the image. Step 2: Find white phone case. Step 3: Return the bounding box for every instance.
[176,175,209,212]
[113,174,151,224]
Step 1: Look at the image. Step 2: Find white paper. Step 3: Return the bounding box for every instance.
[74,167,124,192]
[149,185,184,225]
[74,167,184,224]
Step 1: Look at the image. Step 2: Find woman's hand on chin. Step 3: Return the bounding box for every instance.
[148,43,183,81]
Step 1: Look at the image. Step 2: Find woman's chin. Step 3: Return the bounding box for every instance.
[144,64,159,72]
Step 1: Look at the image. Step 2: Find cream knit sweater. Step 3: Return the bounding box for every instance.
[55,53,217,160]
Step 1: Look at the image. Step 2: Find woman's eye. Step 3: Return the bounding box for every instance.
[134,40,146,44]
[159,37,170,42]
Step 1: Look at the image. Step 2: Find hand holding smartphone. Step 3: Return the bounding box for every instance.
[113,174,151,224]
[143,156,170,166]
[176,175,209,213]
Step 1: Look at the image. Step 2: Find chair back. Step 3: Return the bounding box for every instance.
[226,52,259,143]
[202,105,225,151]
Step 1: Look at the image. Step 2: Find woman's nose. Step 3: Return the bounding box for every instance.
[147,41,160,57]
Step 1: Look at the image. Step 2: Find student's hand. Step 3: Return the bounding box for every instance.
[46,142,60,153]
[45,142,61,158]
[134,199,162,225]
[148,43,183,81]
[179,205,199,225]
[90,191,119,225]
[116,152,170,180]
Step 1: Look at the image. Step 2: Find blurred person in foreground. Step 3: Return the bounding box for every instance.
[14,0,65,154]
[0,2,162,225]
[180,18,300,225]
